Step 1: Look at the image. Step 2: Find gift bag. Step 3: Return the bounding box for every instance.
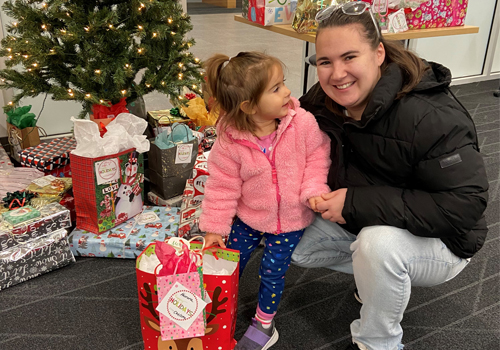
[136,240,239,350]
[243,0,295,26]
[7,122,41,162]
[155,239,206,341]
[70,148,144,234]
[148,123,198,200]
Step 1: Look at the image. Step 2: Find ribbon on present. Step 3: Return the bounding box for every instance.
[2,190,36,210]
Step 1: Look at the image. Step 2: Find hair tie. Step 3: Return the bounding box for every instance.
[221,56,233,69]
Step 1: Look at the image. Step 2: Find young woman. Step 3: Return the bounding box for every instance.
[291,2,489,350]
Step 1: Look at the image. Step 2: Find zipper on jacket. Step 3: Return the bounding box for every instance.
[267,125,290,235]
[231,125,291,234]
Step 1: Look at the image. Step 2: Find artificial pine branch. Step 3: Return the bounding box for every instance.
[0,0,203,116]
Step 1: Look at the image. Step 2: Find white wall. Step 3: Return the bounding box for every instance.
[0,0,82,138]
[410,0,498,79]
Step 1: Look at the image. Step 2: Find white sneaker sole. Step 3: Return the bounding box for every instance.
[262,328,279,350]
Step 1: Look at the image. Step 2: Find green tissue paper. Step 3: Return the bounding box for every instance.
[6,105,37,129]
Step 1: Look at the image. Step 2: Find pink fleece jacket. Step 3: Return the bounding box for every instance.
[199,97,331,236]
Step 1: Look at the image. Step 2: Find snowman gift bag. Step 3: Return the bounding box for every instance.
[71,148,145,234]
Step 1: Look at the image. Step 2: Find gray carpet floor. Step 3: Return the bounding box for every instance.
[0,79,499,350]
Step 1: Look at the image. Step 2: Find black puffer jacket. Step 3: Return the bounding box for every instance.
[300,62,488,258]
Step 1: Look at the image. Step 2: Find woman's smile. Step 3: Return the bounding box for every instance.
[335,81,355,90]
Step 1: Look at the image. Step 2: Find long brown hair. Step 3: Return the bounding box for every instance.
[316,8,428,114]
[203,51,285,136]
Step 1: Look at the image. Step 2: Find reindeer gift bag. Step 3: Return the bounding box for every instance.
[136,239,239,350]
[71,148,145,234]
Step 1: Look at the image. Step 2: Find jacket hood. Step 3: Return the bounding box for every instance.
[413,61,452,92]
[222,97,299,142]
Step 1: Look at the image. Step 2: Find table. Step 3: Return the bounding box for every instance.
[234,15,480,94]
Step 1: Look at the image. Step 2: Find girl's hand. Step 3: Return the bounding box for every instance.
[204,232,226,248]
[309,196,326,213]
[316,188,347,224]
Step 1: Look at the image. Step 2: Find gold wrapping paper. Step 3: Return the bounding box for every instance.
[292,0,351,33]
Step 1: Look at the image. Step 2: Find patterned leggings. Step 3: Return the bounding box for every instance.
[227,218,304,314]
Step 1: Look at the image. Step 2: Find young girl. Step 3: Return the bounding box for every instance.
[199,51,331,350]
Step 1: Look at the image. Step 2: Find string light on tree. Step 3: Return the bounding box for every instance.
[0,0,203,117]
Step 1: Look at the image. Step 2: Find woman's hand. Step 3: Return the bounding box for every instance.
[204,232,226,248]
[316,188,347,224]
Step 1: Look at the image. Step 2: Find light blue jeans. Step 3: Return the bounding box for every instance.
[291,216,470,350]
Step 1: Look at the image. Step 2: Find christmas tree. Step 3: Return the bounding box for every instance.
[0,0,203,118]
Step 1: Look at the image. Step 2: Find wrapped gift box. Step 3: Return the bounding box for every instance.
[0,144,13,170]
[0,167,45,200]
[20,137,76,171]
[0,202,71,253]
[406,0,468,29]
[147,191,183,207]
[0,228,75,291]
[68,205,181,259]
[178,151,209,238]
[147,109,191,137]
[44,163,72,178]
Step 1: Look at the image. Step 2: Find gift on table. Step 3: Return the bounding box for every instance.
[68,205,181,259]
[243,0,295,26]
[20,137,76,172]
[0,202,72,253]
[405,0,468,29]
[0,228,75,291]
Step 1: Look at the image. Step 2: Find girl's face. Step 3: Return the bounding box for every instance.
[252,65,291,123]
[315,24,385,120]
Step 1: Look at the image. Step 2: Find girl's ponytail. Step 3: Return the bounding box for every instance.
[203,54,230,108]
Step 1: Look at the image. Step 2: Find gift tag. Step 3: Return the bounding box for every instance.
[175,144,193,164]
[135,211,160,225]
[167,237,190,256]
[156,281,207,331]
[95,158,120,185]
[32,175,56,187]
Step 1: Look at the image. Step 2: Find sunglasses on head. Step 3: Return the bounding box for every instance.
[315,1,381,40]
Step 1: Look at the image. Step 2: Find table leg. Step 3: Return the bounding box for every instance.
[301,42,311,96]
[301,42,318,96]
